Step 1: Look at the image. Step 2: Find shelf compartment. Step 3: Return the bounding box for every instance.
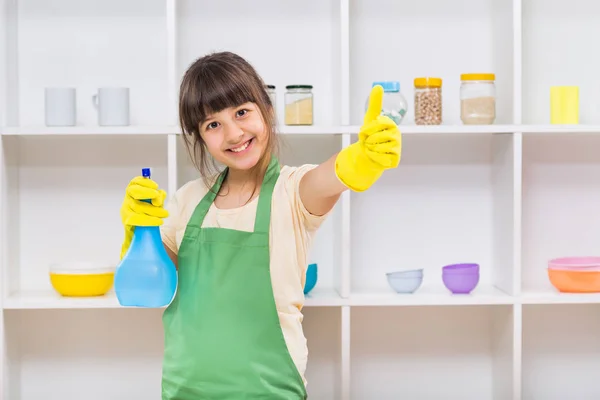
[523,304,600,399]
[350,305,515,399]
[523,0,600,125]
[349,0,514,126]
[4,308,165,400]
[2,135,169,302]
[522,134,600,295]
[350,133,518,299]
[12,0,169,127]
[176,0,342,127]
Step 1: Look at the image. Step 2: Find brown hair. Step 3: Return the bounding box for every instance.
[178,51,279,196]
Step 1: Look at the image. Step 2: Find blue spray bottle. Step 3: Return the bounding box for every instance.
[114,168,178,308]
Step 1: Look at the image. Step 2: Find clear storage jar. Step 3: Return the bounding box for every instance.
[460,73,496,124]
[414,77,442,125]
[284,85,313,125]
[364,81,408,125]
[265,84,276,108]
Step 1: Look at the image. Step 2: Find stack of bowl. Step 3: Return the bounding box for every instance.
[442,263,479,294]
[386,268,423,293]
[548,256,600,293]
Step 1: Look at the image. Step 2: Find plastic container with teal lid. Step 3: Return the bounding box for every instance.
[460,73,496,125]
[364,81,408,125]
[414,77,442,125]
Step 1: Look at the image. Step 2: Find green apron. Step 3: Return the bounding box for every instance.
[161,156,307,399]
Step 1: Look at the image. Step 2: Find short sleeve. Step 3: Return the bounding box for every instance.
[160,190,181,255]
[159,178,210,255]
[282,164,333,232]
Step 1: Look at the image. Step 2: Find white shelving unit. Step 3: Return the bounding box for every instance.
[1,0,600,398]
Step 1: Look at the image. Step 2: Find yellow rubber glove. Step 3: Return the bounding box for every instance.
[119,176,169,259]
[335,85,402,192]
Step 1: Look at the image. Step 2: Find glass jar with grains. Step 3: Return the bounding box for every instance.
[414,77,442,125]
[284,85,313,125]
[460,73,496,124]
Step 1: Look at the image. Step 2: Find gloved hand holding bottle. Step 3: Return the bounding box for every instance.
[335,85,402,192]
[119,175,169,259]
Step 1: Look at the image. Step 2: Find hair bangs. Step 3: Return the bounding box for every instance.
[197,64,258,122]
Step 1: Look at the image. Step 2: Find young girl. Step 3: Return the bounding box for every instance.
[119,51,401,399]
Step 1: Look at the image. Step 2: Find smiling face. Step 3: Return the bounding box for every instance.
[200,102,267,172]
[178,51,278,187]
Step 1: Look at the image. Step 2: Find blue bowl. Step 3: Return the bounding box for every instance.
[304,263,318,294]
[386,273,423,294]
[387,268,423,279]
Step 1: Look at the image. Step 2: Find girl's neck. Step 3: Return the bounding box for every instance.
[215,168,262,209]
[226,167,255,188]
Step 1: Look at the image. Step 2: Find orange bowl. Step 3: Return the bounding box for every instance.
[548,268,600,293]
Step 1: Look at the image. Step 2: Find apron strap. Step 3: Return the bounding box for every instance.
[186,170,227,228]
[253,156,280,233]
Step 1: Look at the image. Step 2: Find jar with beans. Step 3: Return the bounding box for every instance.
[414,77,442,125]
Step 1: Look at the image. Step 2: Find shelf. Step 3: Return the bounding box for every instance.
[523,304,600,399]
[12,0,170,128]
[349,285,513,306]
[9,123,600,137]
[349,0,514,126]
[0,125,347,136]
[4,0,600,398]
[523,0,600,125]
[176,0,342,127]
[3,290,123,310]
[521,290,600,305]
[0,124,523,136]
[519,125,600,134]
[0,126,179,135]
[3,304,341,399]
[350,305,514,399]
[522,134,600,296]
[2,135,169,302]
[3,288,345,309]
[15,287,600,308]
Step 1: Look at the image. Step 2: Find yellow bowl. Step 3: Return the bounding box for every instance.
[49,262,115,297]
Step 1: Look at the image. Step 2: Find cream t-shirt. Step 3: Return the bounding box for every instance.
[159,164,330,385]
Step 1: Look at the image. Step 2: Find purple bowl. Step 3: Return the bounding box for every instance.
[442,263,480,274]
[442,272,479,294]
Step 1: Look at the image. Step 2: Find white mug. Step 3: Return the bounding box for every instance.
[92,87,130,126]
[45,87,76,126]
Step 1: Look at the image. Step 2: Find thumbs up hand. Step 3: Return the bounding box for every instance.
[335,85,402,192]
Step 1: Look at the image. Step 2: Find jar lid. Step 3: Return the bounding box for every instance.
[414,77,442,88]
[265,84,276,89]
[286,85,313,89]
[372,81,400,92]
[461,73,495,81]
